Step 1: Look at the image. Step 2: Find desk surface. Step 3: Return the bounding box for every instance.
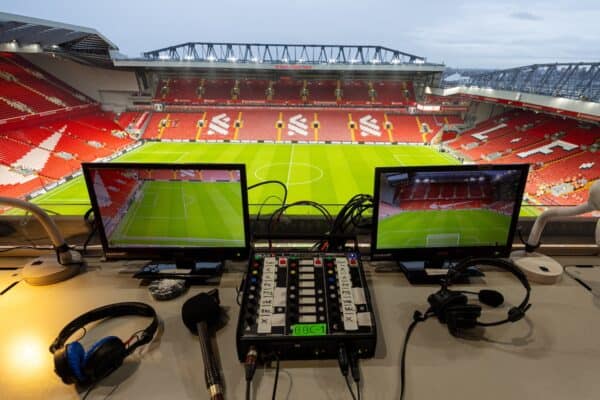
[1,256,599,400]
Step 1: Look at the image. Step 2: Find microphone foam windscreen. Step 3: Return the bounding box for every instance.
[478,289,504,308]
[181,292,221,334]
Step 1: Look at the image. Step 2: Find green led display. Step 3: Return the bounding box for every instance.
[291,323,327,336]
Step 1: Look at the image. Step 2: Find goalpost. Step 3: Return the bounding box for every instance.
[426,233,461,247]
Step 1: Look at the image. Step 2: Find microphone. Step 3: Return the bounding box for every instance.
[182,290,224,400]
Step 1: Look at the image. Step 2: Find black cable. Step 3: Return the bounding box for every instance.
[266,201,333,242]
[82,208,98,255]
[356,380,361,400]
[400,311,432,400]
[345,375,358,400]
[247,180,288,206]
[81,381,99,400]
[271,355,280,400]
[0,280,20,295]
[254,195,284,221]
[245,347,258,400]
[327,194,373,251]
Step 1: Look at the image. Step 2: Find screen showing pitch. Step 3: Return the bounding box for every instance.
[373,165,528,252]
[85,164,247,249]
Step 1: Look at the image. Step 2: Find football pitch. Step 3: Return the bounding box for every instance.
[109,180,245,247]
[31,142,460,215]
[376,209,512,249]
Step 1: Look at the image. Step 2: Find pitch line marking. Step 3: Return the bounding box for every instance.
[392,154,406,165]
[254,162,324,186]
[286,144,295,188]
[118,236,243,243]
[181,183,188,219]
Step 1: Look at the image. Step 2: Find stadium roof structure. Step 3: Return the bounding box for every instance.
[0,12,118,66]
[115,42,444,74]
[464,63,600,103]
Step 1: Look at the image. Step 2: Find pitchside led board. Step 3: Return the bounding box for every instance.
[82,163,250,262]
[372,164,529,262]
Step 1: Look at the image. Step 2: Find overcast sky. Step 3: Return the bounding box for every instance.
[3,0,599,68]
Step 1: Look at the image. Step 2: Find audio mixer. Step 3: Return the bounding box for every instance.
[236,252,377,361]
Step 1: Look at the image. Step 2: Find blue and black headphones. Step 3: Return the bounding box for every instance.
[49,302,158,386]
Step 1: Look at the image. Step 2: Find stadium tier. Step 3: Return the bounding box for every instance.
[0,36,598,212]
[154,78,416,106]
[140,109,443,143]
[0,111,134,198]
[444,110,600,206]
[0,52,90,121]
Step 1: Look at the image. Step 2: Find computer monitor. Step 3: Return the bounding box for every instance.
[83,163,250,269]
[372,164,528,281]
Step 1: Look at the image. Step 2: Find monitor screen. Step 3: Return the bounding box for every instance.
[82,163,250,260]
[372,164,528,260]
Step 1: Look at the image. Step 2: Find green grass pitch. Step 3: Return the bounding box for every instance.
[376,209,512,249]
[109,180,245,247]
[30,142,460,215]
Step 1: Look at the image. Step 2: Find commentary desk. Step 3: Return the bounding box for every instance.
[1,256,599,399]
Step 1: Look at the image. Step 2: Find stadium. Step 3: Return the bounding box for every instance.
[0,11,598,218]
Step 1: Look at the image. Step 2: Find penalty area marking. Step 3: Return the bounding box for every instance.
[254,162,324,186]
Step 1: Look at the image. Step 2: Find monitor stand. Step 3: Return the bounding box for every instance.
[133,256,223,285]
[397,258,478,285]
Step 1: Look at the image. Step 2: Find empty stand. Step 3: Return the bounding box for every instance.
[350,112,390,143]
[386,114,423,142]
[237,109,279,141]
[152,77,418,106]
[0,52,90,121]
[314,110,351,141]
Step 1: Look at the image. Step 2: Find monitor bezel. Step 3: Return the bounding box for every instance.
[82,162,251,261]
[371,163,529,261]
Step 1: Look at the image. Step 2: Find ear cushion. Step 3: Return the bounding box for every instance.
[428,290,468,323]
[65,341,86,382]
[82,336,126,382]
[446,304,482,336]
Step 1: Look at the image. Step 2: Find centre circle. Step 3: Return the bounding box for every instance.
[254,163,324,186]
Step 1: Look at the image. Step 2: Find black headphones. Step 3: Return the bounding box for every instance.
[427,258,531,336]
[49,302,158,386]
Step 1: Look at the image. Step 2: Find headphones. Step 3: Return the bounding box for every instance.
[427,258,531,336]
[49,302,158,386]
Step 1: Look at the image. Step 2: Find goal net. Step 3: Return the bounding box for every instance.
[426,233,460,247]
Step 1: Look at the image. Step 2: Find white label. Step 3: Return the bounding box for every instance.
[299,281,315,288]
[300,306,317,314]
[258,257,277,334]
[274,288,287,307]
[271,313,286,327]
[299,297,316,304]
[299,315,317,323]
[357,312,372,327]
[352,288,366,305]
